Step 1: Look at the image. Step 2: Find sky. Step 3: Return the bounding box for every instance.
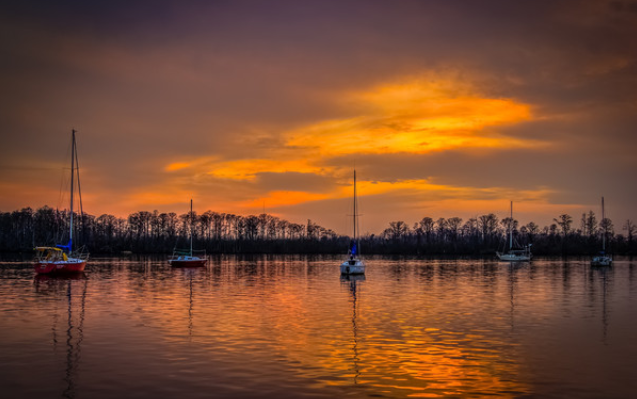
[1,0,636,235]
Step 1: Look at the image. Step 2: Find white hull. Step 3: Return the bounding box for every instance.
[340,259,365,275]
[497,252,531,262]
[591,256,612,267]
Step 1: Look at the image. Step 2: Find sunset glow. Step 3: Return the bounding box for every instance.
[242,190,331,208]
[205,158,330,181]
[287,81,537,155]
[1,0,635,234]
[1,3,636,398]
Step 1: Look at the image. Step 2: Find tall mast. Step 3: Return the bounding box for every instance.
[601,196,605,251]
[190,199,193,256]
[70,130,75,248]
[509,201,513,250]
[353,170,357,242]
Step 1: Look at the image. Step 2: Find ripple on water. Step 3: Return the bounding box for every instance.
[0,256,636,398]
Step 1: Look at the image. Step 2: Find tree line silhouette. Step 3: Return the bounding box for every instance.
[1,206,635,256]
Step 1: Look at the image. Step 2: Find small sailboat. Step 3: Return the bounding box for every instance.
[34,130,89,274]
[341,170,365,275]
[496,201,532,262]
[591,197,612,267]
[169,199,207,267]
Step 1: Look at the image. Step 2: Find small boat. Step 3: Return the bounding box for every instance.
[591,197,612,267]
[34,130,89,274]
[169,199,207,267]
[341,170,365,275]
[497,201,532,262]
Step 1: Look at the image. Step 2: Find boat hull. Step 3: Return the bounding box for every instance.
[340,259,365,275]
[496,252,531,262]
[34,260,87,274]
[169,258,207,267]
[591,256,612,267]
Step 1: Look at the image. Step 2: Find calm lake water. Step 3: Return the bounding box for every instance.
[1,255,636,398]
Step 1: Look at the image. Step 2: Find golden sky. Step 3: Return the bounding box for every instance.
[1,0,636,234]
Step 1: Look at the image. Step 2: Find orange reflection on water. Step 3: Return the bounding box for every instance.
[133,264,530,398]
[13,257,632,398]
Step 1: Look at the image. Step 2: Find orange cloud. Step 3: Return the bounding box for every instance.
[339,179,555,203]
[207,158,331,181]
[153,76,547,219]
[123,189,192,208]
[286,79,538,156]
[165,77,541,186]
[165,162,191,171]
[241,190,331,208]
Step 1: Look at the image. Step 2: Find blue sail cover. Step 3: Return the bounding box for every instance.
[350,241,357,256]
[56,239,72,253]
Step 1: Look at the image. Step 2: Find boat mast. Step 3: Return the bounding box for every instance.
[601,196,605,251]
[353,170,357,243]
[70,129,75,250]
[190,199,193,257]
[509,201,513,250]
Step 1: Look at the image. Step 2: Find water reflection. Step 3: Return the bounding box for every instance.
[34,274,87,399]
[340,274,365,385]
[507,264,520,331]
[0,257,635,398]
[588,265,613,344]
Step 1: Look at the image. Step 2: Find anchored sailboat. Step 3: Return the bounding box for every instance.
[591,197,612,267]
[341,170,365,275]
[34,130,89,274]
[169,199,207,267]
[496,201,532,262]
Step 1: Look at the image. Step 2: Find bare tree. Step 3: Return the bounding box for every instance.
[478,214,499,241]
[554,214,573,236]
[580,211,597,236]
[525,221,539,242]
[624,219,635,243]
[417,217,435,243]
[388,220,410,241]
[447,217,463,241]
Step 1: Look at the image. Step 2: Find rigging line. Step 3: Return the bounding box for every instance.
[59,136,73,208]
[57,167,67,213]
[74,135,84,220]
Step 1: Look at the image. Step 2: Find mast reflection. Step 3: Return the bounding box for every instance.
[177,267,202,340]
[341,274,365,385]
[588,265,614,344]
[34,274,88,399]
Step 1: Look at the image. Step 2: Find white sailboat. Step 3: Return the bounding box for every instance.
[496,201,532,262]
[591,197,612,267]
[169,199,207,267]
[341,170,365,275]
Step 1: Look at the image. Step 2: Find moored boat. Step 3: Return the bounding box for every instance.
[591,197,612,267]
[169,252,207,267]
[34,247,87,274]
[341,170,365,275]
[34,130,89,274]
[169,199,207,267]
[496,201,532,262]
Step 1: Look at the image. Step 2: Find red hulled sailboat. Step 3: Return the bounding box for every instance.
[34,130,89,274]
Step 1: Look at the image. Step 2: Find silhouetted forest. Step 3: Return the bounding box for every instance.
[1,206,635,256]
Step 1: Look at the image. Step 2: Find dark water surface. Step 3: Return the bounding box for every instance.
[1,255,636,398]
